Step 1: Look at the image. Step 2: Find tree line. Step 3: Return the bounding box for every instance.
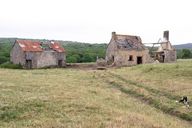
[177,49,192,59]
[62,42,107,63]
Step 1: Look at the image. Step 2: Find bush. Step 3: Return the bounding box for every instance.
[0,62,23,69]
[181,49,191,59]
[0,56,9,64]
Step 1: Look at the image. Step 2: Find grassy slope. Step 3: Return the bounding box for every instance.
[0,60,192,127]
[112,59,192,97]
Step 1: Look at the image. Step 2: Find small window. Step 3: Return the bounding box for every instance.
[128,55,133,61]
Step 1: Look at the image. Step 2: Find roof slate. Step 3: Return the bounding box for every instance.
[114,34,146,50]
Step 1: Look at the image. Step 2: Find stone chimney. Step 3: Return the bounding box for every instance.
[163,30,169,41]
[112,32,116,40]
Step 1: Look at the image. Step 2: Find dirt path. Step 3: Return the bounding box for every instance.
[66,63,97,70]
[96,70,192,123]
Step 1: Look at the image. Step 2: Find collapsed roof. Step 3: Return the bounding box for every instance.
[112,32,146,50]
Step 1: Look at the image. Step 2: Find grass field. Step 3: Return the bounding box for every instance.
[0,60,192,128]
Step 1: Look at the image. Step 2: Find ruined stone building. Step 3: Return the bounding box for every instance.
[10,40,66,69]
[154,31,176,63]
[106,32,152,66]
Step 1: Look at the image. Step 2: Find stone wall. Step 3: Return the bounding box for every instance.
[29,51,66,68]
[164,50,177,63]
[10,43,25,66]
[36,51,57,68]
[105,39,117,64]
[114,49,153,66]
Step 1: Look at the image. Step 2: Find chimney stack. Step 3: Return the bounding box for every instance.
[163,30,169,41]
[112,32,116,40]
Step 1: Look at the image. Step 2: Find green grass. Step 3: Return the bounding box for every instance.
[0,60,192,127]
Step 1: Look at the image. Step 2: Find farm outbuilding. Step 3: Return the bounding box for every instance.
[154,31,176,63]
[10,40,66,69]
[106,32,153,66]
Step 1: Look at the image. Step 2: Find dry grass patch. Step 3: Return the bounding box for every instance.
[0,64,192,127]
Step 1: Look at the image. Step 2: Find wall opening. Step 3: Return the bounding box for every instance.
[112,55,114,62]
[58,60,63,67]
[137,57,142,64]
[128,55,133,61]
[26,59,32,69]
[162,55,165,62]
[155,52,165,63]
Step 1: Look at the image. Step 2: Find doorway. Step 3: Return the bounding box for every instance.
[162,55,165,63]
[112,55,114,62]
[26,60,32,69]
[58,60,63,67]
[137,56,142,64]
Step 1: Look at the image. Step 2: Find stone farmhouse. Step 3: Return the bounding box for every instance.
[10,40,66,69]
[154,31,176,63]
[106,32,153,66]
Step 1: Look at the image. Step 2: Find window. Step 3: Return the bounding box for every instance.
[128,55,133,61]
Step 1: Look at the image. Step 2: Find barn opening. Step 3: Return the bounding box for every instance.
[58,60,63,67]
[26,59,32,69]
[137,57,142,64]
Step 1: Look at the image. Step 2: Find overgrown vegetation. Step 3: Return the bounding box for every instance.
[0,62,22,69]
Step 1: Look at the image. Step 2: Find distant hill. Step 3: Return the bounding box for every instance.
[0,38,17,45]
[174,43,192,49]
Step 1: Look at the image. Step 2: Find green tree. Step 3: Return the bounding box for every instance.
[181,49,191,59]
[176,49,182,59]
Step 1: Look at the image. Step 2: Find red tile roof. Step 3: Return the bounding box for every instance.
[16,40,43,52]
[50,41,65,52]
[16,40,65,52]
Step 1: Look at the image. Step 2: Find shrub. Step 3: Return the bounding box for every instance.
[0,56,9,64]
[0,62,23,69]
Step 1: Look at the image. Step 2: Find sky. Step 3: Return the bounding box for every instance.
[0,0,192,44]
